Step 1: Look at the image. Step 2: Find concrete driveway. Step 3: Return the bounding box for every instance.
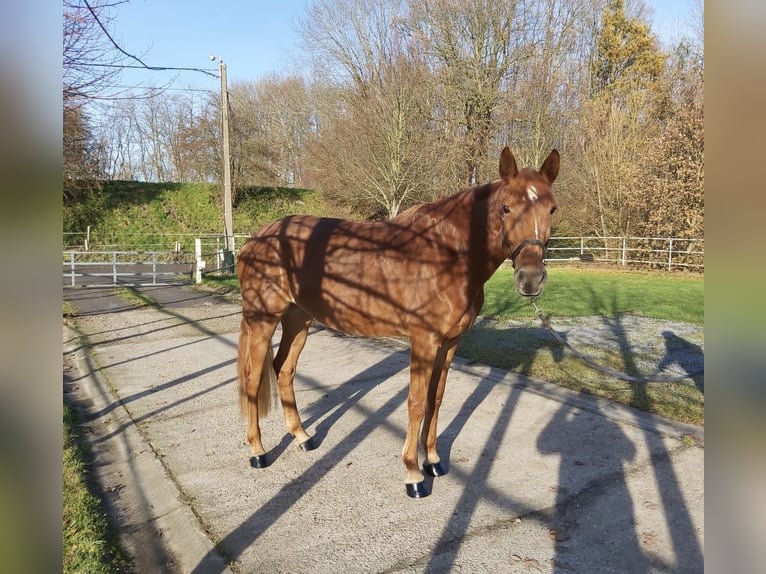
[63,285,703,573]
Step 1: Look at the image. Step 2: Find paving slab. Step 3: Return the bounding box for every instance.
[63,285,704,573]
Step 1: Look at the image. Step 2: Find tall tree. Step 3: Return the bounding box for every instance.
[568,0,666,239]
[228,76,314,188]
[491,0,583,168]
[640,37,704,239]
[592,0,664,101]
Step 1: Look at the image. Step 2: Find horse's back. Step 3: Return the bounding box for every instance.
[238,209,471,337]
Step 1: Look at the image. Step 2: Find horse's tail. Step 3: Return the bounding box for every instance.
[237,320,277,420]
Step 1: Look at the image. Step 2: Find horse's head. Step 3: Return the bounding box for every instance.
[496,146,559,297]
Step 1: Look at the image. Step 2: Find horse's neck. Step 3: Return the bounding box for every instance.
[441,183,509,283]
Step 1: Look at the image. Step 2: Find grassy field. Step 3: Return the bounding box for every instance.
[205,266,704,425]
[480,267,703,324]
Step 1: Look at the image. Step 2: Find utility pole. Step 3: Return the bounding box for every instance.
[212,56,235,271]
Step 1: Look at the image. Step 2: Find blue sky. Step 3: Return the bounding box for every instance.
[111,0,698,94]
[113,0,311,93]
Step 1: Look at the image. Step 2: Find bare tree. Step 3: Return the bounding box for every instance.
[490,0,585,168]
[408,0,533,184]
[63,0,129,196]
[63,0,129,104]
[227,76,314,189]
[300,0,439,219]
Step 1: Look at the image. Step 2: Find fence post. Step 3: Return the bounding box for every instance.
[151,252,157,285]
[70,251,76,287]
[668,238,674,271]
[112,252,117,284]
[195,238,204,284]
[621,238,627,266]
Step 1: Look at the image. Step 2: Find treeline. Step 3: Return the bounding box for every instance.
[65,0,703,240]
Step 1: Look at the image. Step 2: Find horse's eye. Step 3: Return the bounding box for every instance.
[502,205,511,215]
[550,206,557,215]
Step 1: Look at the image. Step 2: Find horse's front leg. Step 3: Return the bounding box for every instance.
[403,332,439,498]
[421,339,459,478]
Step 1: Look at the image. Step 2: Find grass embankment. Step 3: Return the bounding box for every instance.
[206,267,704,425]
[63,182,336,250]
[63,404,128,573]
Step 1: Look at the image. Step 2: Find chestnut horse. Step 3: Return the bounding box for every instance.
[236,147,559,497]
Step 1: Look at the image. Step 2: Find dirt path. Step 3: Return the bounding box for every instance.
[62,284,704,573]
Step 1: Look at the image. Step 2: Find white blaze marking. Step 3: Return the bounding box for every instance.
[534,214,539,239]
[527,185,538,202]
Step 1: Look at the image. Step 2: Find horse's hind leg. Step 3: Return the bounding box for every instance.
[274,305,314,450]
[421,340,458,478]
[238,315,279,468]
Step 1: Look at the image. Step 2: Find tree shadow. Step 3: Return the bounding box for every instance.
[259,342,411,465]
[190,355,411,574]
[423,377,525,574]
[458,318,567,377]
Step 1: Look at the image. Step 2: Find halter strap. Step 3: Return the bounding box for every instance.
[509,238,547,266]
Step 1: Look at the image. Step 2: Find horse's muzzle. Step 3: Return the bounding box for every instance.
[514,265,547,297]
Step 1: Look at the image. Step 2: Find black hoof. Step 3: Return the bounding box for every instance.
[299,437,316,452]
[249,454,268,469]
[406,481,430,498]
[423,461,447,477]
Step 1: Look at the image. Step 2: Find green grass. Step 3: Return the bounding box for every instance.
[63,405,129,573]
[482,267,704,324]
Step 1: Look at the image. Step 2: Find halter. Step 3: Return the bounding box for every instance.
[500,205,548,269]
[500,208,548,267]
[509,238,547,267]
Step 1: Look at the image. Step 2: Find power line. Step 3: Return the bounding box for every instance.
[101,84,216,94]
[81,0,218,78]
[84,63,220,77]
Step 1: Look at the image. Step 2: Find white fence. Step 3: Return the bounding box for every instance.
[63,250,194,287]
[545,236,704,271]
[63,234,704,287]
[190,235,703,282]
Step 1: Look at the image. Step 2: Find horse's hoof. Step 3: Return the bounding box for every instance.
[423,461,447,477]
[406,482,430,498]
[249,454,268,469]
[299,437,316,452]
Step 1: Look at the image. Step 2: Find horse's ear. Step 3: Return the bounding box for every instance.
[539,149,560,183]
[499,146,518,182]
